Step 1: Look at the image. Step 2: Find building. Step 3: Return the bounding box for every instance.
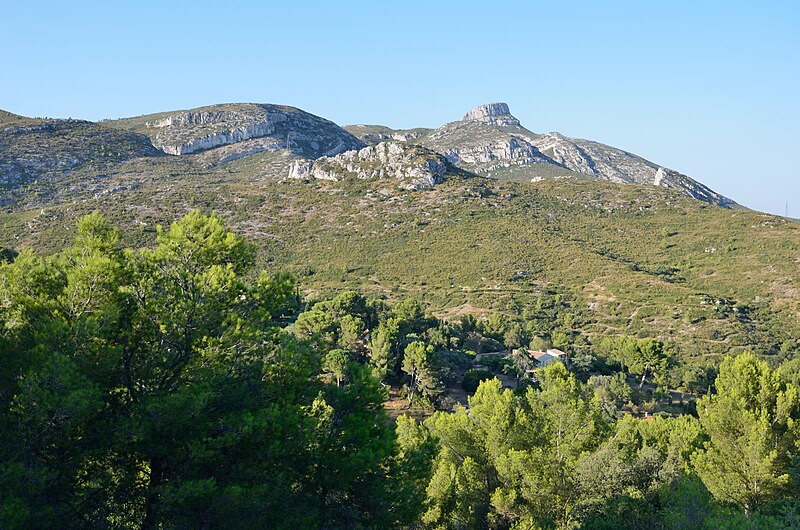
[522,348,569,368]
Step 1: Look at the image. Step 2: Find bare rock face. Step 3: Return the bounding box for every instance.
[288,142,449,191]
[153,116,284,155]
[440,135,555,171]
[461,103,521,127]
[421,106,559,176]
[531,133,736,206]
[116,103,364,159]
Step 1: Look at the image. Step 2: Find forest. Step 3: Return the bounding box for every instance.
[1,211,799,529]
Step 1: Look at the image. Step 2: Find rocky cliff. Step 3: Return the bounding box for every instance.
[425,121,556,172]
[288,142,450,191]
[108,103,364,160]
[460,103,521,127]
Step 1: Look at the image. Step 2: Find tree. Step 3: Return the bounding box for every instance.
[293,291,373,353]
[510,362,607,527]
[423,380,512,529]
[423,368,608,529]
[588,372,632,413]
[596,337,672,388]
[529,335,550,352]
[337,314,365,351]
[109,211,313,528]
[0,212,395,528]
[778,357,800,389]
[324,349,350,387]
[482,312,507,341]
[385,416,438,526]
[503,321,527,350]
[693,352,800,515]
[632,338,671,388]
[308,362,394,527]
[0,214,124,528]
[550,330,571,351]
[595,336,638,372]
[394,298,430,335]
[368,317,400,382]
[401,341,441,407]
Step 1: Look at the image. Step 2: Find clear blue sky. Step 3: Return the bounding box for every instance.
[2,1,798,215]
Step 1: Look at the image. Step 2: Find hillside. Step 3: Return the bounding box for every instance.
[0,102,796,360]
[0,115,161,191]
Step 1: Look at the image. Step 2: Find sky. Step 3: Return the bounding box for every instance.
[2,1,798,215]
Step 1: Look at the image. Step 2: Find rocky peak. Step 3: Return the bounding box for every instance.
[461,103,521,127]
[421,109,737,208]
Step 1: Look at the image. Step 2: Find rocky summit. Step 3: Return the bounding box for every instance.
[460,103,521,127]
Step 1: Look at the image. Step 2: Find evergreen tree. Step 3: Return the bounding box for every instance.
[368,317,400,381]
[0,212,394,528]
[693,352,800,515]
[402,341,441,406]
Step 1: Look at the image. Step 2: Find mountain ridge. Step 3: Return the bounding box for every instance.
[2,101,736,208]
[347,102,737,208]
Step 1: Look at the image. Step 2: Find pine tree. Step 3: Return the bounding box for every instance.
[693,352,800,515]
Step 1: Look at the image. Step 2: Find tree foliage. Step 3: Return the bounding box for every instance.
[0,212,394,529]
[693,352,800,515]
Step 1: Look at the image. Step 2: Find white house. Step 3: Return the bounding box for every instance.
[525,348,568,368]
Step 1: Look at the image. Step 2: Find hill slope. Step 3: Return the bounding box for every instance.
[0,113,161,191]
[0,102,794,360]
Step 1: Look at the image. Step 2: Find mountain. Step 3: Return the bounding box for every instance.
[346,103,737,207]
[0,102,796,359]
[2,101,733,206]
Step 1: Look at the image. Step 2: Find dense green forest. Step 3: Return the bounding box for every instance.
[1,212,799,529]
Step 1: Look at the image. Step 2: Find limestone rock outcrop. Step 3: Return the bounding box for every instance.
[155,119,283,155]
[461,103,521,127]
[530,133,736,206]
[115,103,364,159]
[288,142,449,191]
[439,135,556,171]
